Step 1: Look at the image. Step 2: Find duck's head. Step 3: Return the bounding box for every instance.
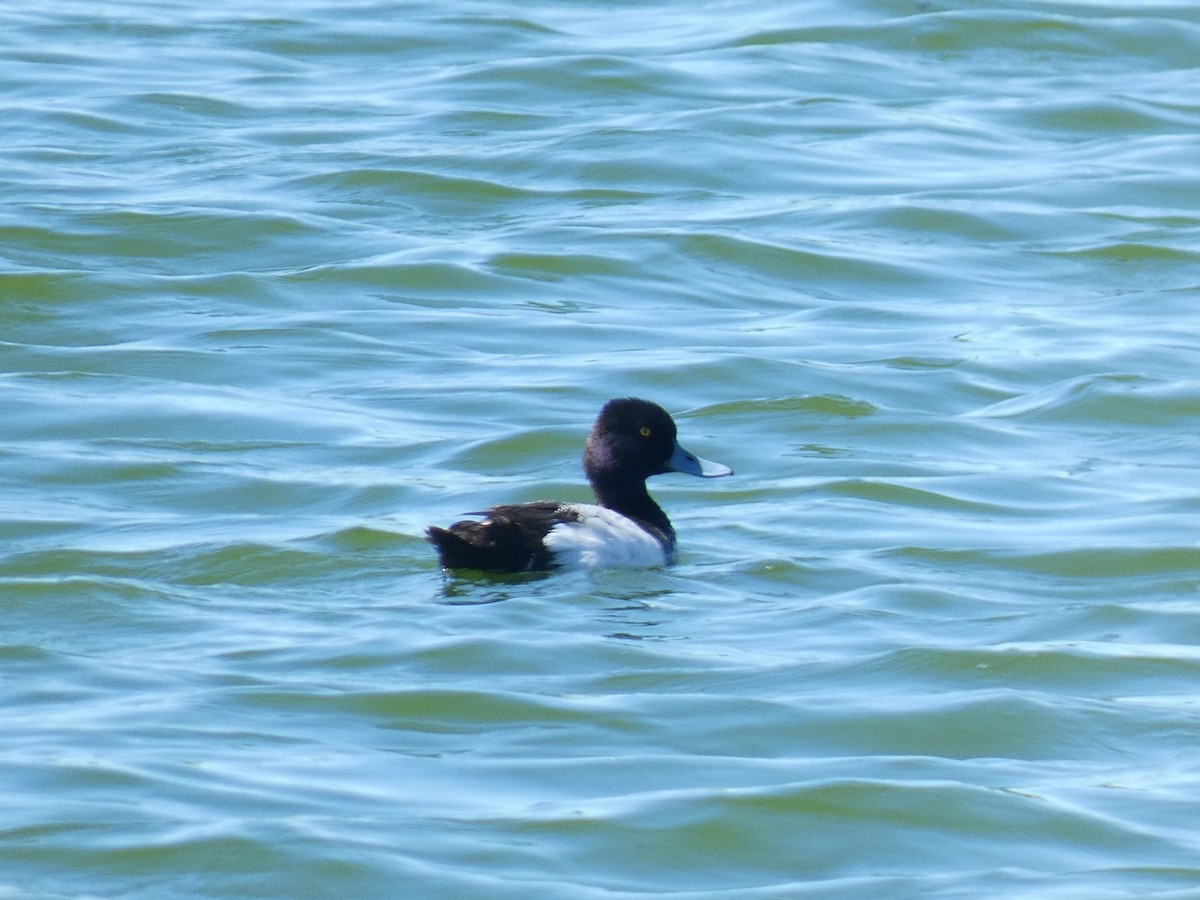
[584,397,733,484]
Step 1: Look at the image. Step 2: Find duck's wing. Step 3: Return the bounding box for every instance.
[426,501,581,572]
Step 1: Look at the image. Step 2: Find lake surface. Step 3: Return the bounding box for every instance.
[4,1,1200,896]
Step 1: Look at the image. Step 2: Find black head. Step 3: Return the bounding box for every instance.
[584,397,680,483]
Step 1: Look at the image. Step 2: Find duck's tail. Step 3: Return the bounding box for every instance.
[426,524,490,569]
[426,519,546,572]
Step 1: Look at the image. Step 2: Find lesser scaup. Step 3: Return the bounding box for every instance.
[426,397,732,572]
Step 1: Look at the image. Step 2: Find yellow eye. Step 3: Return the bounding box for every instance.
[639,426,652,437]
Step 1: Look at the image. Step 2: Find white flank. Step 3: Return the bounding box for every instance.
[542,504,669,569]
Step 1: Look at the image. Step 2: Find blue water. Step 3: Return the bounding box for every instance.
[4,2,1200,897]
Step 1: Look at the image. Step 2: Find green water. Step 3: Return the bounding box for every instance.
[4,1,1200,897]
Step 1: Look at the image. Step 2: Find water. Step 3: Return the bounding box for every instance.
[4,1,1200,896]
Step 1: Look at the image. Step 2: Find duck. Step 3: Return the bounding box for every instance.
[426,397,732,572]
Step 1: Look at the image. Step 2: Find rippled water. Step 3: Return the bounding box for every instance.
[4,1,1200,897]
